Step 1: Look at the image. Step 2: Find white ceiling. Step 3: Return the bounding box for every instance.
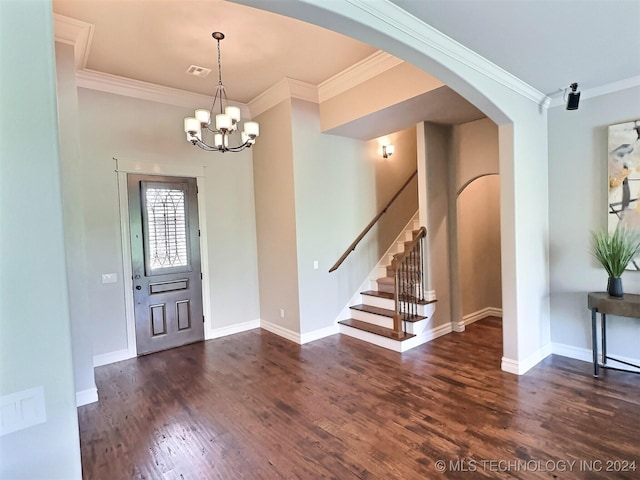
[52,0,639,130]
[390,0,640,95]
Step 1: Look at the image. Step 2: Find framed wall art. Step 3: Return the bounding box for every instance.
[608,119,640,270]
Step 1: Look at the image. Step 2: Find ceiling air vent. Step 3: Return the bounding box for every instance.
[186,65,211,78]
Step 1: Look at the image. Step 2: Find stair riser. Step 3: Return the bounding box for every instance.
[350,310,394,329]
[376,281,424,297]
[405,318,428,335]
[361,295,395,310]
[361,295,431,316]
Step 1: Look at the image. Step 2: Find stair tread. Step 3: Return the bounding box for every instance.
[350,304,427,322]
[361,290,438,306]
[361,290,394,300]
[338,319,415,341]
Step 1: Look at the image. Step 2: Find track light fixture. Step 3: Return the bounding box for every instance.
[565,82,580,110]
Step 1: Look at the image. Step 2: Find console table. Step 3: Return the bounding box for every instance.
[587,292,640,377]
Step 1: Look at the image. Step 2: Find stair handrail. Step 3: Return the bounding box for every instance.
[391,226,427,335]
[328,170,418,273]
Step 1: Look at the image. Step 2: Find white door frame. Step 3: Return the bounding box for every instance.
[115,158,212,359]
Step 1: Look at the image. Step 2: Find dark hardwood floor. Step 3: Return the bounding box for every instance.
[79,318,639,479]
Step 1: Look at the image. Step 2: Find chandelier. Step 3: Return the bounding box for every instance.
[183,32,259,152]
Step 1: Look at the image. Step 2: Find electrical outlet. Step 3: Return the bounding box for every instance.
[280,308,285,318]
[313,260,319,270]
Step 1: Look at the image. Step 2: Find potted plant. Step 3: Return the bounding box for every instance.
[590,227,640,297]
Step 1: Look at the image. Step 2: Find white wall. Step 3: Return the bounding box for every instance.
[55,41,97,405]
[75,88,260,359]
[0,1,82,477]
[549,86,640,361]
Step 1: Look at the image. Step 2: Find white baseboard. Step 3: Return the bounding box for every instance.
[300,325,339,344]
[93,348,134,367]
[76,387,98,407]
[260,321,340,345]
[501,342,552,375]
[260,320,301,344]
[552,342,640,372]
[456,306,502,330]
[207,319,260,340]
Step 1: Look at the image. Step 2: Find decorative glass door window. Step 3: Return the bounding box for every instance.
[141,182,192,275]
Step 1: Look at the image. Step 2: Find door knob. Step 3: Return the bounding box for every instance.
[135,285,142,290]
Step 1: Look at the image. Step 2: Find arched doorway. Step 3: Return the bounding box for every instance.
[234,0,552,374]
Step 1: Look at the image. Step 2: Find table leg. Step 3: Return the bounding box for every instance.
[602,313,608,367]
[592,308,599,377]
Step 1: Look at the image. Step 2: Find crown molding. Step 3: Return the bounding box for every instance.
[53,14,94,70]
[248,78,318,118]
[547,75,640,108]
[76,69,251,117]
[344,0,546,106]
[318,50,403,102]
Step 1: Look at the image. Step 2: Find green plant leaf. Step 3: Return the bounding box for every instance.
[590,227,640,278]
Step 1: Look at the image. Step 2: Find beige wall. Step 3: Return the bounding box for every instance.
[253,97,418,336]
[457,175,502,315]
[290,100,418,333]
[422,122,453,327]
[320,63,443,132]
[456,118,500,193]
[454,118,501,318]
[252,99,301,331]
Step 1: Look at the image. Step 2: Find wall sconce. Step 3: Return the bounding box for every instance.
[565,82,580,110]
[382,145,394,158]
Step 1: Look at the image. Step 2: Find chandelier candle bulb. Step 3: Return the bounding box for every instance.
[225,106,241,123]
[214,133,223,148]
[184,117,199,134]
[244,121,259,138]
[215,113,231,132]
[195,109,211,125]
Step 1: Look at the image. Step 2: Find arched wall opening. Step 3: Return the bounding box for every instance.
[457,174,502,327]
[233,0,551,374]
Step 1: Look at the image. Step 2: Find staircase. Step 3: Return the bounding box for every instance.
[337,215,438,352]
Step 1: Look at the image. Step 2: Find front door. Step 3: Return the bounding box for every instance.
[128,174,204,355]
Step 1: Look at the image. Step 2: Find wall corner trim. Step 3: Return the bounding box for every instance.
[318,50,403,102]
[93,349,135,367]
[75,387,98,407]
[501,342,552,375]
[260,320,302,344]
[249,78,318,118]
[300,325,339,344]
[53,14,94,70]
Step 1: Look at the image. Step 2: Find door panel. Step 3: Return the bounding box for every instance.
[128,174,204,355]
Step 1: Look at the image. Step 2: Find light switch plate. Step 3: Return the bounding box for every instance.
[101,273,117,284]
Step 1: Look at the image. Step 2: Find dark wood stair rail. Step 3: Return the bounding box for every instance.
[391,226,427,335]
[328,170,418,273]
